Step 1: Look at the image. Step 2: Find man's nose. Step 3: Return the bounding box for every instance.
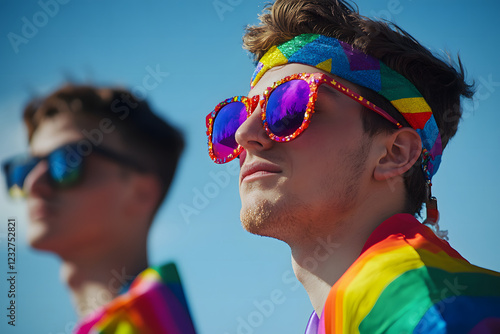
[24,160,54,198]
[235,100,274,154]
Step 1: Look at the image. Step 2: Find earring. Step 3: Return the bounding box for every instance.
[423,182,448,240]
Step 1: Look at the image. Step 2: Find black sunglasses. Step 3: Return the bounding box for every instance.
[2,141,147,198]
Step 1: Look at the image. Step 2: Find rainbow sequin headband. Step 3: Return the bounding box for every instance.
[250,34,442,182]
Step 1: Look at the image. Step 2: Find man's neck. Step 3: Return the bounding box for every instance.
[290,189,406,317]
[291,225,371,317]
[60,245,148,318]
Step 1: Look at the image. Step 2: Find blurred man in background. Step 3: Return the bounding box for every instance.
[3,85,196,333]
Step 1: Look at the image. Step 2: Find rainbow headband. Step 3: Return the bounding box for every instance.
[250,34,442,181]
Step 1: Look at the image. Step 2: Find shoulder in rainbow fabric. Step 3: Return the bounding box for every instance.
[304,214,500,334]
[74,262,197,334]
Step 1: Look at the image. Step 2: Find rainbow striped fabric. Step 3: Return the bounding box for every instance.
[305,214,500,334]
[74,263,197,334]
[251,34,442,181]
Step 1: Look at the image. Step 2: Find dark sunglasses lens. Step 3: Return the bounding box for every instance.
[47,147,82,187]
[266,79,310,137]
[212,101,247,159]
[3,157,39,197]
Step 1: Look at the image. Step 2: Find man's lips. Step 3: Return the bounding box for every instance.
[28,200,56,221]
[240,161,282,183]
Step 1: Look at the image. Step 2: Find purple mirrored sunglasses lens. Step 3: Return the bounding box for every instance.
[212,101,247,159]
[266,80,310,137]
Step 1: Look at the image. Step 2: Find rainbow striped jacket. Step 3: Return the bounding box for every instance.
[305,214,500,334]
[74,263,196,334]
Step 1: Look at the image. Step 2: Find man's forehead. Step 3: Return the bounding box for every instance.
[30,112,84,156]
[29,112,122,156]
[247,63,361,98]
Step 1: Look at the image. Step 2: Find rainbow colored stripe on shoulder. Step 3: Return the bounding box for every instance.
[74,263,197,334]
[250,34,442,180]
[318,214,500,333]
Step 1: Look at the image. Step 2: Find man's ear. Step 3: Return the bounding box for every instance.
[374,128,421,181]
[128,173,162,216]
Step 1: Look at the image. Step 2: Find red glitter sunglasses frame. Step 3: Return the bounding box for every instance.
[206,72,402,164]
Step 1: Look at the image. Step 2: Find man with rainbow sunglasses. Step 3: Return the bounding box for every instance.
[206,0,500,332]
[2,85,196,333]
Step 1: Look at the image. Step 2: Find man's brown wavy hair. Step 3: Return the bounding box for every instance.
[243,0,474,216]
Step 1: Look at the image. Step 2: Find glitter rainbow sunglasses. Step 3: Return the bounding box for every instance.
[206,72,402,164]
[2,141,146,198]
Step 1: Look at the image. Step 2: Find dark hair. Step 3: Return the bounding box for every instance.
[23,84,184,215]
[243,0,474,215]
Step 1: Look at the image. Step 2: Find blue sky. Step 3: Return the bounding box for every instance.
[0,1,499,333]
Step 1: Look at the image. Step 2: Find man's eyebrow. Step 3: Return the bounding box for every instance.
[318,84,342,98]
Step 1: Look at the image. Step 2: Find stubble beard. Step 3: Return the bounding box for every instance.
[240,139,371,244]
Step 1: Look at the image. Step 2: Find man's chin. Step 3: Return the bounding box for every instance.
[239,201,288,241]
[28,235,56,253]
[239,193,309,244]
[27,222,60,253]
